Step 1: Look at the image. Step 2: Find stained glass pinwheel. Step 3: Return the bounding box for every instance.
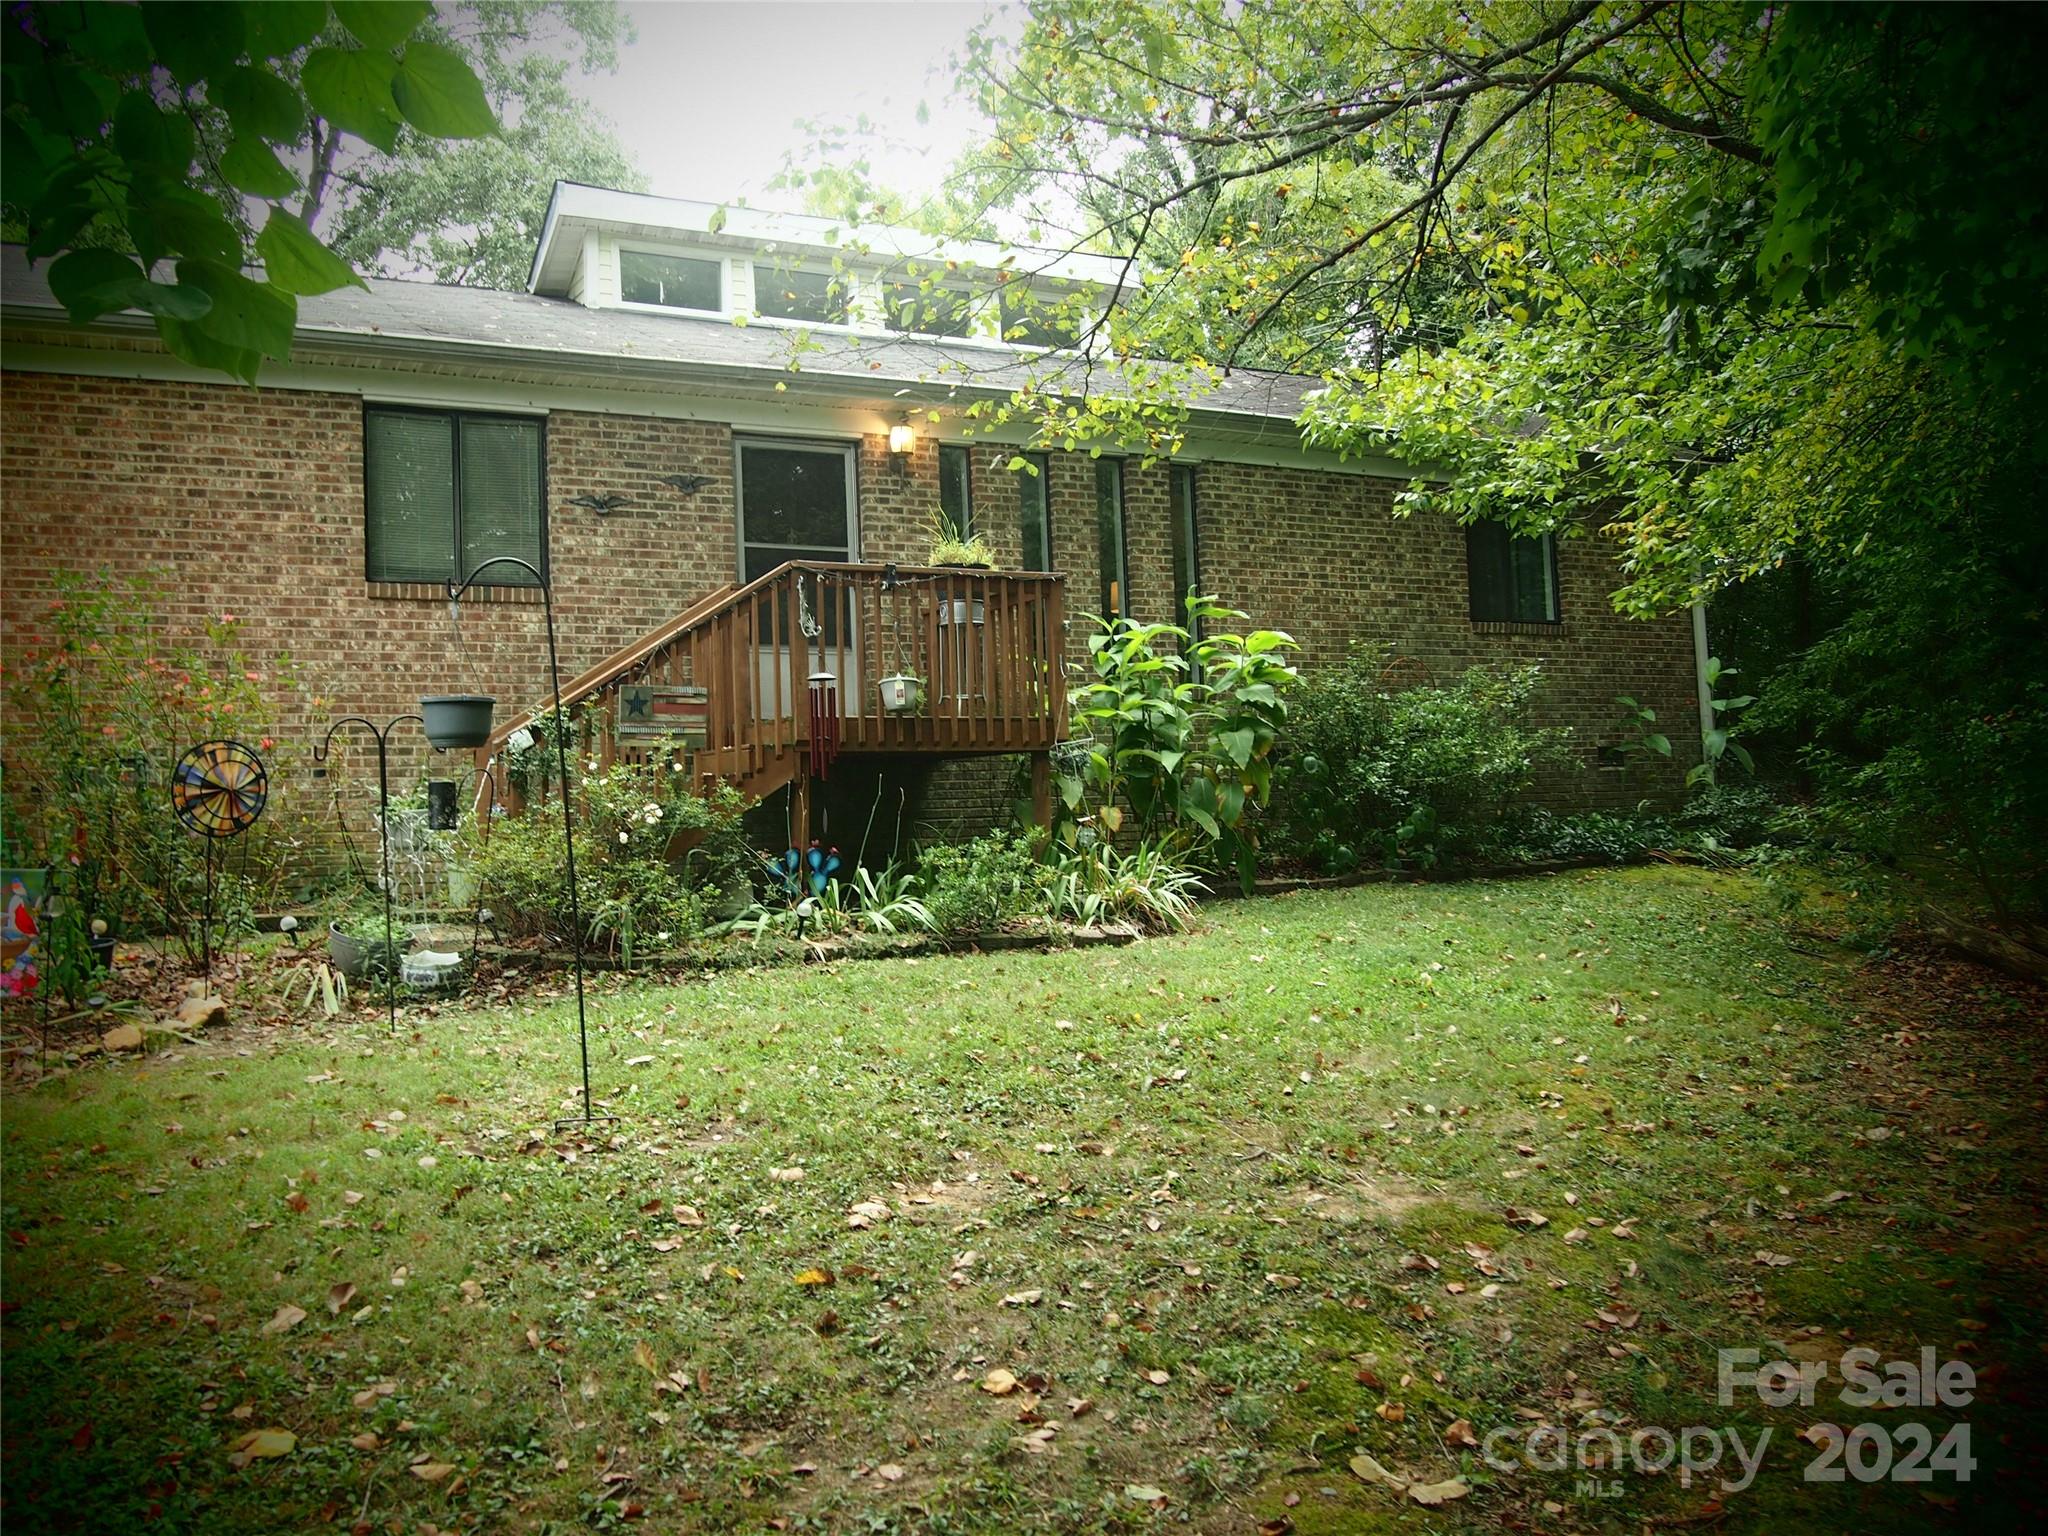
[171,740,269,838]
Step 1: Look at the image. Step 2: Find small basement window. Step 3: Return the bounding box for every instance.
[620,249,722,312]
[1466,523,1559,624]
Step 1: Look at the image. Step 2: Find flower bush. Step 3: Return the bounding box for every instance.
[1,568,312,978]
[463,764,749,956]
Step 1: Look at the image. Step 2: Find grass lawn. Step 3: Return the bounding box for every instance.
[3,864,2043,1534]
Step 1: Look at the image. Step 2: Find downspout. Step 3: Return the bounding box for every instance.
[1691,602,1715,768]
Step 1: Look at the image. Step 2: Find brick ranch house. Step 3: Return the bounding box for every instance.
[1,183,1702,852]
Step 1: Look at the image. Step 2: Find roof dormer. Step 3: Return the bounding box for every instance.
[528,182,1118,349]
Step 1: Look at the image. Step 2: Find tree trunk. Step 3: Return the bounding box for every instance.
[1923,907,2048,985]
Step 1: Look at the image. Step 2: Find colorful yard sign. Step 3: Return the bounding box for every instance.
[1,868,46,997]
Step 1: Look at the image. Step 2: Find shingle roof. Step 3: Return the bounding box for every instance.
[0,245,1322,428]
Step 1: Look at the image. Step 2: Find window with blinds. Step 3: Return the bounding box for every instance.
[1465,522,1559,623]
[364,407,544,587]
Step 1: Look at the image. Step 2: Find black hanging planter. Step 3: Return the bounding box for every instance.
[419,694,496,749]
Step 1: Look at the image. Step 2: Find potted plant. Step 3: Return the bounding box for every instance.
[420,693,496,749]
[928,507,996,577]
[328,900,400,980]
[877,672,926,714]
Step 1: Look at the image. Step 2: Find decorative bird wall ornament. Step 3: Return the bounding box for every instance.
[567,492,632,515]
[657,473,711,494]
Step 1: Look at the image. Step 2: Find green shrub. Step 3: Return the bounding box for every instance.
[917,832,1049,936]
[1272,645,1571,869]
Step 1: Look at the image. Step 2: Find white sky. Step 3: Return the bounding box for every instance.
[578,0,1001,209]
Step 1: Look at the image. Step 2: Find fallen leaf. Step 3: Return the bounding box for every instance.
[633,1340,660,1376]
[409,1461,457,1482]
[1443,1418,1479,1448]
[1408,1477,1471,1506]
[350,1432,382,1452]
[327,1282,357,1315]
[1124,1484,1168,1504]
[1348,1452,1407,1491]
[1143,1368,1171,1385]
[260,1304,307,1336]
[1001,1289,1043,1307]
[981,1368,1020,1395]
[792,1268,835,1288]
[1375,1401,1406,1423]
[876,1463,905,1482]
[227,1427,296,1466]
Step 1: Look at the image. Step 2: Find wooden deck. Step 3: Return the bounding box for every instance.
[477,561,1067,828]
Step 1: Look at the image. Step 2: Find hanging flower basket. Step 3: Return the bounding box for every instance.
[877,674,926,714]
[420,694,496,749]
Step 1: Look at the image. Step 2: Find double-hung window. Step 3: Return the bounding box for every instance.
[937,444,973,542]
[364,406,545,587]
[1465,523,1559,623]
[1169,463,1200,633]
[1016,453,1052,572]
[1095,458,1127,617]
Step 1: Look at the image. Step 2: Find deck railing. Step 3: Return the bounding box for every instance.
[480,561,1067,803]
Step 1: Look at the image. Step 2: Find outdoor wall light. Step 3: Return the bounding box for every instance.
[888,415,916,456]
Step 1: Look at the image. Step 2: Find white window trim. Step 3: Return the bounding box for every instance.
[614,240,730,317]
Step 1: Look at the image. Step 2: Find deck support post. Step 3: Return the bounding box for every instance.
[789,757,812,851]
[1030,750,1053,836]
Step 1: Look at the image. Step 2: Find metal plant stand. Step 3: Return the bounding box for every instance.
[312,715,426,1036]
[445,557,612,1133]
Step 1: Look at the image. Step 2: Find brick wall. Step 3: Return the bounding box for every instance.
[1,372,1696,840]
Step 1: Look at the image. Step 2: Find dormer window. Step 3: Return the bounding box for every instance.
[753,264,847,325]
[885,279,977,339]
[620,249,721,312]
[999,288,1080,349]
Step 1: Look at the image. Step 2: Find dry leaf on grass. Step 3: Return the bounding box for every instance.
[227,1428,296,1467]
[1408,1478,1471,1506]
[793,1268,835,1288]
[326,1282,357,1315]
[409,1461,457,1482]
[260,1304,307,1336]
[1000,1289,1043,1307]
[981,1368,1020,1396]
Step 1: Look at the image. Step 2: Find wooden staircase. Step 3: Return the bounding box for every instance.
[475,561,1067,831]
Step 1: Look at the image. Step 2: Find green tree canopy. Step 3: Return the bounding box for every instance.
[918,0,2048,910]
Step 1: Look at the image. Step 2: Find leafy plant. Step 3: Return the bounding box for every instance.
[1055,592,1298,891]
[1688,657,1756,789]
[1044,840,1204,933]
[1,568,313,963]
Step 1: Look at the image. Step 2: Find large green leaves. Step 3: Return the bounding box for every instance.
[256,211,367,296]
[391,41,497,138]
[4,0,500,383]
[302,46,405,153]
